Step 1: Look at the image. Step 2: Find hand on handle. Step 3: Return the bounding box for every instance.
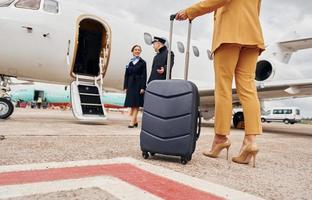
[175,10,188,21]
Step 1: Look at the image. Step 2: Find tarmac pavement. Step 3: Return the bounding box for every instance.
[0,108,312,200]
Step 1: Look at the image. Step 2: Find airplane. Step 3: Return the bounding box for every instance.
[9,83,126,109]
[1,0,312,128]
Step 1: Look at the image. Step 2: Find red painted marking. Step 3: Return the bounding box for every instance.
[104,104,125,109]
[0,164,223,200]
[49,103,70,107]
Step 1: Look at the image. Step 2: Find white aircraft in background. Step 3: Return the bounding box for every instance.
[1,0,312,127]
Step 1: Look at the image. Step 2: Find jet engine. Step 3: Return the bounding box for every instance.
[255,60,275,81]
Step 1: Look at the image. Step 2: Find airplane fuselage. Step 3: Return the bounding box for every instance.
[0,0,216,91]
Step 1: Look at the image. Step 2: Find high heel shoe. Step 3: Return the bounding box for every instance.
[232,143,259,167]
[128,123,138,128]
[203,140,231,160]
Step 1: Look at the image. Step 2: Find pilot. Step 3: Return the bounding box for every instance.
[176,0,265,167]
[147,36,174,83]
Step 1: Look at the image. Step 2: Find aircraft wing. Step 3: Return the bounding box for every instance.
[278,38,312,52]
[198,79,312,107]
[273,37,312,64]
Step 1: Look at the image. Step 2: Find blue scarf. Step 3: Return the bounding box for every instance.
[126,56,140,68]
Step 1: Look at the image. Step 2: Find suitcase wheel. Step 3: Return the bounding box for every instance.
[181,157,188,165]
[142,151,149,159]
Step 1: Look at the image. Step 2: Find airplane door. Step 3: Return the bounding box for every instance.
[70,17,109,121]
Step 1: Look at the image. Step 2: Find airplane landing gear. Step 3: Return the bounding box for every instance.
[0,98,14,119]
[0,75,14,119]
[233,111,245,129]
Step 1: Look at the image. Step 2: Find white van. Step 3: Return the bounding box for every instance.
[261,107,301,124]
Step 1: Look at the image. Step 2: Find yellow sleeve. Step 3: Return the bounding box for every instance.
[186,0,231,20]
[258,0,262,16]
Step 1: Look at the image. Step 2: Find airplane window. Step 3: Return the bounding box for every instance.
[15,0,41,10]
[177,42,185,53]
[144,33,152,45]
[0,0,14,7]
[207,49,213,60]
[44,0,58,13]
[192,46,200,57]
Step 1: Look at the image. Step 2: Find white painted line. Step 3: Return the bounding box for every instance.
[0,157,264,200]
[122,157,264,200]
[0,176,162,200]
[0,158,125,173]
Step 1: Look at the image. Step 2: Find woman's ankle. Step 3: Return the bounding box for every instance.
[214,134,228,144]
[243,135,256,145]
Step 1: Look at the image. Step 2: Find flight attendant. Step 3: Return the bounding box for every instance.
[176,0,265,167]
[123,45,147,128]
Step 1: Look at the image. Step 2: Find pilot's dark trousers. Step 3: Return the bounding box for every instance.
[214,43,262,135]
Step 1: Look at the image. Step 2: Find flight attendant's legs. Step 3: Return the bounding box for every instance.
[129,107,139,128]
[132,107,139,126]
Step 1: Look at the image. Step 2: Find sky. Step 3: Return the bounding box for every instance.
[88,0,312,117]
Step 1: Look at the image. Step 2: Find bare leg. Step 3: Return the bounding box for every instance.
[129,107,134,126]
[131,107,139,125]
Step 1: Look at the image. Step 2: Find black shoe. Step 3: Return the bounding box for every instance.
[134,123,138,127]
[128,125,135,128]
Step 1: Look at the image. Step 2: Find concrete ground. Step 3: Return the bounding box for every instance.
[1,108,312,200]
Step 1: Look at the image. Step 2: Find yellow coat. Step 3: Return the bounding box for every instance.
[186,0,265,53]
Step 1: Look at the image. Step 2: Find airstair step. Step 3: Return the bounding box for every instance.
[78,85,99,95]
[81,104,104,115]
[79,95,101,104]
[79,93,100,96]
[81,103,102,106]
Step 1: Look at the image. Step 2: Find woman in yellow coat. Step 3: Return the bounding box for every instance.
[176,0,264,167]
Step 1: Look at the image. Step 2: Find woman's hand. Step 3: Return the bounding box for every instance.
[157,67,165,74]
[176,10,188,21]
[140,89,145,94]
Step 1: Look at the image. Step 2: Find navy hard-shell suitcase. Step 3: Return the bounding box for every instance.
[140,15,201,164]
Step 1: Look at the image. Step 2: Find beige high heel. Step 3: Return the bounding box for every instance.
[203,140,231,160]
[232,143,259,167]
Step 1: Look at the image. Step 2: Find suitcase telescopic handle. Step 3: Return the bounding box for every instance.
[166,14,192,81]
[170,14,177,21]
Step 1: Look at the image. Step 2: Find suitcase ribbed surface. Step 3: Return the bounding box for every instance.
[141,80,199,157]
